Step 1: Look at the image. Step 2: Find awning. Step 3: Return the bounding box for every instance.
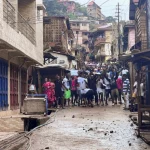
[119,50,150,66]
[36,64,67,69]
[130,41,141,51]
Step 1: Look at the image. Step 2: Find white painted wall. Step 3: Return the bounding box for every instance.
[0,0,43,65]
[50,52,77,69]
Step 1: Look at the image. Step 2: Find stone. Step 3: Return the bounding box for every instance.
[129,143,132,146]
[45,147,49,149]
[72,115,75,118]
[88,128,93,131]
[110,131,113,133]
[130,123,134,127]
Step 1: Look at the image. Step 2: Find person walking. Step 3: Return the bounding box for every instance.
[122,75,130,110]
[71,76,78,106]
[88,72,98,105]
[42,78,55,107]
[104,73,111,104]
[54,75,63,108]
[116,75,123,104]
[97,75,106,106]
[77,72,87,106]
[62,75,71,107]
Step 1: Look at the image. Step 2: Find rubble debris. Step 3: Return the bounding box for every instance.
[72,115,75,118]
[88,128,93,131]
[133,117,137,121]
[130,123,134,127]
[110,131,113,133]
[129,143,132,146]
[45,147,49,149]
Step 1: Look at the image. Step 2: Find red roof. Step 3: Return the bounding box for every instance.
[88,1,94,6]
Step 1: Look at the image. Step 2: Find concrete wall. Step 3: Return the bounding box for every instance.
[0,0,44,116]
[0,0,43,64]
[105,31,112,43]
[18,0,36,30]
[36,0,44,64]
[80,23,89,31]
[87,4,101,19]
[104,43,111,56]
[50,52,77,69]
[128,28,135,50]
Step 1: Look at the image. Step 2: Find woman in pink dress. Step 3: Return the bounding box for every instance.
[42,78,56,106]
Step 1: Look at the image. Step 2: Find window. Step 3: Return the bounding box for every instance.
[76,31,79,34]
[82,23,87,26]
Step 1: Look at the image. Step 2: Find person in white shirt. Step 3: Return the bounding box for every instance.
[62,76,71,107]
[122,67,129,76]
[104,73,111,105]
[77,72,87,106]
[140,78,145,105]
[97,76,106,106]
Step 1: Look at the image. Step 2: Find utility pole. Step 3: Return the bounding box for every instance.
[115,3,121,59]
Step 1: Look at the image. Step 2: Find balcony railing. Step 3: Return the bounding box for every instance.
[3,0,16,29]
[94,37,106,46]
[3,0,35,45]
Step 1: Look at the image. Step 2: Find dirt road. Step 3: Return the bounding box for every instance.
[30,105,150,150]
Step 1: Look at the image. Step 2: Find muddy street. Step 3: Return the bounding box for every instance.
[30,105,150,150]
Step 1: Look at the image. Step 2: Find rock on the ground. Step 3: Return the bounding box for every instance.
[88,128,93,131]
[110,131,114,133]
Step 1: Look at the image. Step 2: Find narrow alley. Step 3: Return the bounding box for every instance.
[29,105,150,150]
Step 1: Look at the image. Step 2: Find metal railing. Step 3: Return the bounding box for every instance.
[3,0,16,29]
[94,37,106,46]
[18,14,35,45]
[3,0,36,45]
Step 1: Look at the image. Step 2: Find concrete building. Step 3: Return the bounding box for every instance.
[123,21,135,52]
[50,52,77,69]
[43,16,77,69]
[0,0,44,116]
[59,0,76,13]
[70,20,90,53]
[87,1,101,20]
[90,24,113,62]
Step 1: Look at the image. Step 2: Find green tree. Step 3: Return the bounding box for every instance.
[105,16,116,23]
[43,0,67,16]
[75,3,87,16]
[68,13,77,20]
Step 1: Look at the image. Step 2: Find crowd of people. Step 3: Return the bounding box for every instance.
[39,64,133,110]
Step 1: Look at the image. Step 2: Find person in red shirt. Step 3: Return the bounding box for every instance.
[116,76,123,104]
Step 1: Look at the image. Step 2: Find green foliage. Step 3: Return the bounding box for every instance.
[68,13,77,20]
[44,0,88,18]
[75,3,87,16]
[43,0,67,16]
[105,16,116,23]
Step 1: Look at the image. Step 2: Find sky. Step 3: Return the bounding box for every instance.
[74,0,130,20]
